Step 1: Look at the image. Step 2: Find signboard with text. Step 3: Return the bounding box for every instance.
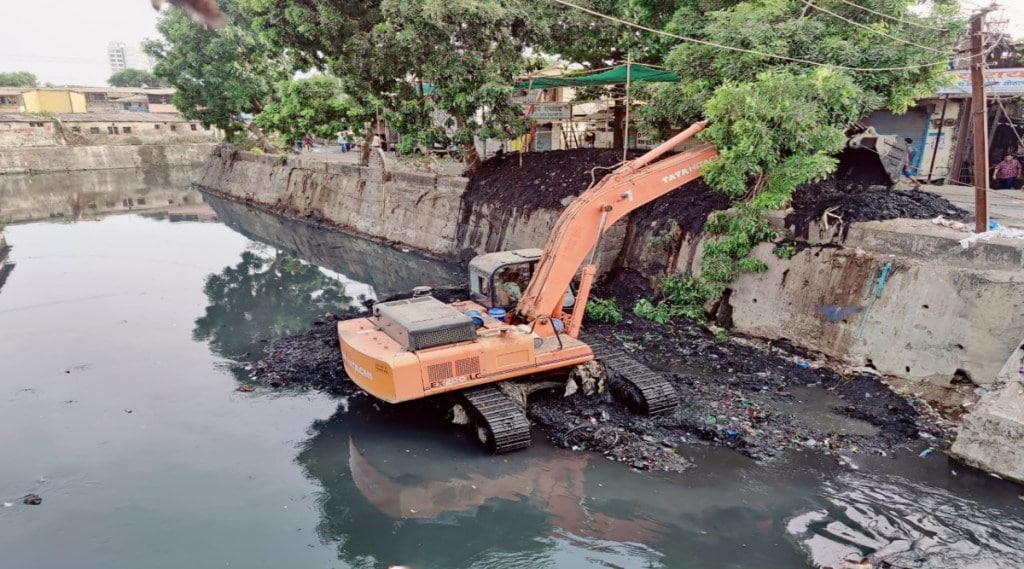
[937,68,1024,96]
[524,103,571,121]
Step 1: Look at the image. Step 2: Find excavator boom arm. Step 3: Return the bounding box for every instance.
[517,121,719,325]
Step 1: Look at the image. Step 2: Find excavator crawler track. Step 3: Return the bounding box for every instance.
[461,385,532,454]
[586,338,678,416]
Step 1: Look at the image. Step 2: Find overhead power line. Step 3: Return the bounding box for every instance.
[834,0,951,32]
[801,0,953,56]
[551,0,950,73]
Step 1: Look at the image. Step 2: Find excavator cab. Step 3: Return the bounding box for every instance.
[468,248,575,312]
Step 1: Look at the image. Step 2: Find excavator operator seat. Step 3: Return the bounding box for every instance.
[469,248,576,312]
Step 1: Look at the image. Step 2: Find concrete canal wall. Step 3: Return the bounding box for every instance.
[0,143,216,175]
[198,147,1024,390]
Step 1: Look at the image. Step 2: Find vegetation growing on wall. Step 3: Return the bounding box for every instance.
[627,0,964,322]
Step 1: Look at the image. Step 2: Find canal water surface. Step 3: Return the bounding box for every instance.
[1,170,1023,569]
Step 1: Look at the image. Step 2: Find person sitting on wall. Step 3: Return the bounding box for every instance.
[992,154,1022,190]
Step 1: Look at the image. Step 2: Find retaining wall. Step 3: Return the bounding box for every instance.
[727,219,1024,387]
[0,143,216,175]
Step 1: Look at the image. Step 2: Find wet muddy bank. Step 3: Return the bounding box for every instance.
[245,298,951,473]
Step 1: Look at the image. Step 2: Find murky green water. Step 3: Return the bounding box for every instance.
[1,170,1023,569]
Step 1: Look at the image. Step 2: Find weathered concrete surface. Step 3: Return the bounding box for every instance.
[203,192,461,297]
[728,218,1024,388]
[199,147,469,257]
[0,143,216,175]
[199,146,629,266]
[950,343,1024,484]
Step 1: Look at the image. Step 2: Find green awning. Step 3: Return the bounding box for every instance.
[516,64,680,89]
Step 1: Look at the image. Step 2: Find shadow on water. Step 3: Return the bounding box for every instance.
[202,191,463,298]
[0,234,13,296]
[0,166,206,223]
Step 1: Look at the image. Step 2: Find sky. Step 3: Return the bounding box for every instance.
[0,0,1021,87]
[1,0,164,86]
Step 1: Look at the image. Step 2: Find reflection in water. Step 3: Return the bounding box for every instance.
[0,166,207,222]
[789,472,1024,569]
[295,405,673,569]
[0,232,12,295]
[194,247,354,358]
[202,191,462,298]
[296,399,1024,569]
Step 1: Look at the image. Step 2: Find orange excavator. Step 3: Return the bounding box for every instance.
[338,120,718,453]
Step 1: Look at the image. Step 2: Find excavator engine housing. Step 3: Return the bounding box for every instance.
[374,296,477,351]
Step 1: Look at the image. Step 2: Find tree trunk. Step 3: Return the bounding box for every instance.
[453,115,482,176]
[462,142,481,177]
[246,121,276,153]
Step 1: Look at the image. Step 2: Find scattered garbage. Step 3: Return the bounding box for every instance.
[959,227,1024,249]
[22,494,41,505]
[919,447,934,457]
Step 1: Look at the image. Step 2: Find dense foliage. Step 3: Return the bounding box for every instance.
[254,76,369,144]
[244,0,549,168]
[0,71,38,87]
[144,0,289,138]
[107,69,166,88]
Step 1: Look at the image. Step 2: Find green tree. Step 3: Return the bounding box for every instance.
[0,71,38,87]
[144,0,289,138]
[623,0,965,320]
[254,76,368,144]
[244,0,547,170]
[108,68,166,88]
[541,1,739,148]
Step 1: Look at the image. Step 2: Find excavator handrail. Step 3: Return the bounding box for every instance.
[516,121,719,328]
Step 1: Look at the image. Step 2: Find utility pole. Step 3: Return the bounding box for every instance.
[970,7,996,232]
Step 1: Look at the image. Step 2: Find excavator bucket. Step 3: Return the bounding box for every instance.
[835,127,908,187]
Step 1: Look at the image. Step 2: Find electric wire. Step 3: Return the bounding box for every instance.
[800,0,953,55]
[550,0,951,73]
[834,0,951,32]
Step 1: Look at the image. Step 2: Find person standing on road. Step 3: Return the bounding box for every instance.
[992,154,1022,189]
[903,137,921,189]
[338,131,349,153]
